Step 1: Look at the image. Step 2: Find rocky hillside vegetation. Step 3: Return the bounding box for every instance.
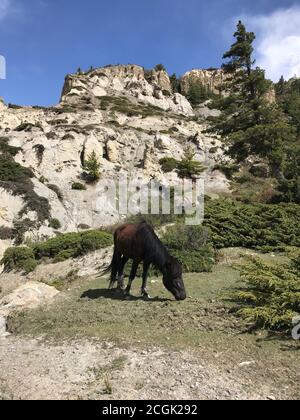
[0,65,231,260]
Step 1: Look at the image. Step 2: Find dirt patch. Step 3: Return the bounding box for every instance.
[1,335,298,400]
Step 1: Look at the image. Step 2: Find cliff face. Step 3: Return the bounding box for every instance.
[181,68,226,95]
[0,65,230,259]
[61,65,193,115]
[181,68,276,102]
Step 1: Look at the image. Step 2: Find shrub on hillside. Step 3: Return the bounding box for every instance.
[0,226,14,240]
[162,225,215,272]
[159,157,178,173]
[33,230,113,261]
[1,247,38,274]
[1,230,113,273]
[0,155,33,182]
[0,137,20,157]
[204,199,300,251]
[72,182,87,191]
[231,253,300,333]
[49,219,62,230]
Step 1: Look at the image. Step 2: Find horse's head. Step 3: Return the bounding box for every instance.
[163,257,186,301]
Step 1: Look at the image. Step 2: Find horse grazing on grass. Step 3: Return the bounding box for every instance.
[101,222,186,301]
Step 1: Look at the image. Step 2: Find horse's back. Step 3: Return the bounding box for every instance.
[114,222,148,260]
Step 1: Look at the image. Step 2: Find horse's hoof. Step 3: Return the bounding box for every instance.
[142,293,151,300]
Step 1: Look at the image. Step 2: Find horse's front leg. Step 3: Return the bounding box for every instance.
[125,260,139,295]
[141,262,151,299]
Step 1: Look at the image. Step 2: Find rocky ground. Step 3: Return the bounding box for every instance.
[0,335,290,401]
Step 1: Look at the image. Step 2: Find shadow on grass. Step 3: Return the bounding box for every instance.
[80,288,171,303]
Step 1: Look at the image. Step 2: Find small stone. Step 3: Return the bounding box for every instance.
[238,361,256,367]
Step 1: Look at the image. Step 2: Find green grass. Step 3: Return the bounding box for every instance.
[8,266,240,348]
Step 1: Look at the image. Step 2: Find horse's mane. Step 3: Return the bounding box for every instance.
[138,222,170,271]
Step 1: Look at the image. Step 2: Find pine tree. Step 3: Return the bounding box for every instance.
[154,63,166,72]
[177,145,205,179]
[276,78,300,202]
[84,151,100,182]
[209,21,295,176]
[186,81,210,106]
[231,252,300,333]
[170,73,181,94]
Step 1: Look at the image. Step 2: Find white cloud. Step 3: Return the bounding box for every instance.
[243,6,300,82]
[0,0,12,21]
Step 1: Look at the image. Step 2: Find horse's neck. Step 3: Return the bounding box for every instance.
[150,243,169,273]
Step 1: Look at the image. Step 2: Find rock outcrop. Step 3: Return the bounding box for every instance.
[0,64,230,260]
[181,68,226,95]
[0,282,59,336]
[61,64,193,115]
[180,68,276,102]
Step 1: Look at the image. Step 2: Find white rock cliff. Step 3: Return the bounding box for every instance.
[0,65,230,259]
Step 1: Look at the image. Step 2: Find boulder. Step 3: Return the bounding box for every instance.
[0,282,59,311]
[85,135,103,159]
[155,134,172,152]
[0,282,59,337]
[106,140,119,163]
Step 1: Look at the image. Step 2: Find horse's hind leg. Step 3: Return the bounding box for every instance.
[109,250,122,289]
[125,260,139,295]
[117,256,129,291]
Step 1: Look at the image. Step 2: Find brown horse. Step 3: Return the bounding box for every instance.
[101,222,186,301]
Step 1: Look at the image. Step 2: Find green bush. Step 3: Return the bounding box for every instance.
[72,182,87,191]
[162,225,215,272]
[204,199,300,251]
[0,155,33,182]
[80,230,113,254]
[33,230,113,261]
[231,253,300,333]
[213,163,239,179]
[159,157,178,173]
[53,249,77,263]
[0,142,51,224]
[0,137,20,157]
[49,219,62,230]
[2,230,113,273]
[1,247,38,274]
[0,226,14,240]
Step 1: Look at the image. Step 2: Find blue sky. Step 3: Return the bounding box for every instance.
[0,0,299,106]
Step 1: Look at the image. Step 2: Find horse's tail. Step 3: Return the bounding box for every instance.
[97,248,120,288]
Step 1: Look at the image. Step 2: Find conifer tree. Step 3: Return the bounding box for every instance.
[84,150,101,182]
[177,145,205,179]
[209,21,295,176]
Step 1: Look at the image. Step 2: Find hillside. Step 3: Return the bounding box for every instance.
[0,65,230,260]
